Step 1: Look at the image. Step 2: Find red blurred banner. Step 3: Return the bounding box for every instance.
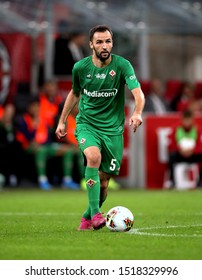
[145,114,202,189]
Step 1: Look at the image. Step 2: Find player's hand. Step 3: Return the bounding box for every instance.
[129,113,143,133]
[55,123,67,139]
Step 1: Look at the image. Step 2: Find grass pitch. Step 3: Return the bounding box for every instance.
[0,187,202,260]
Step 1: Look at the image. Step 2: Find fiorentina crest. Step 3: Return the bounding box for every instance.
[86,179,96,188]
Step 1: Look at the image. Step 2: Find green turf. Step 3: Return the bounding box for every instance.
[0,188,202,260]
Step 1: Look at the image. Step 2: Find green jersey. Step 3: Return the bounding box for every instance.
[72,54,140,135]
[176,127,197,142]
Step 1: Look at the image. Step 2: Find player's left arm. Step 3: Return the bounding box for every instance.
[122,58,145,132]
[129,87,145,133]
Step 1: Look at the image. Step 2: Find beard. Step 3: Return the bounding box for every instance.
[94,48,111,62]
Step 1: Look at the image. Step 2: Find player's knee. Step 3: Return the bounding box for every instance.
[86,152,101,167]
[84,146,101,167]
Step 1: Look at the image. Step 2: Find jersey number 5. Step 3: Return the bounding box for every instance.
[110,159,117,171]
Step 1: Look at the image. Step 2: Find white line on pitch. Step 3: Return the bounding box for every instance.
[129,224,202,238]
[0,212,144,216]
[0,212,80,216]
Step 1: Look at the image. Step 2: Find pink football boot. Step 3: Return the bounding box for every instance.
[78,217,93,231]
[92,213,106,230]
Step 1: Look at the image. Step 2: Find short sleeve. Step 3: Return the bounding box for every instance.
[122,59,140,90]
[72,63,81,93]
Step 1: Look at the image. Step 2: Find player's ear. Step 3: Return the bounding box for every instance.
[89,40,93,50]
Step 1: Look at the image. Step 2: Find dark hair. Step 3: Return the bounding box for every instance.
[182,109,193,118]
[89,25,113,41]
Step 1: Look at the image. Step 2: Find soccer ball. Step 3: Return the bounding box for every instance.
[106,206,134,232]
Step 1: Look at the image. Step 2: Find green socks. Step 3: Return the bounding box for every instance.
[84,167,100,218]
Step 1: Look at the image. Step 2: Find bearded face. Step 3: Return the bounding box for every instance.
[93,47,111,62]
[90,30,113,63]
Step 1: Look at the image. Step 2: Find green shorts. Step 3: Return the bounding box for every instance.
[75,125,124,175]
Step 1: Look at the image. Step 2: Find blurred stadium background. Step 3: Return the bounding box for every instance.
[1,0,202,189]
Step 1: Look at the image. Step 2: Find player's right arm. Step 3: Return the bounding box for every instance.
[55,89,80,139]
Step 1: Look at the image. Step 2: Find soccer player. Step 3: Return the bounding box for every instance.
[55,25,145,230]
